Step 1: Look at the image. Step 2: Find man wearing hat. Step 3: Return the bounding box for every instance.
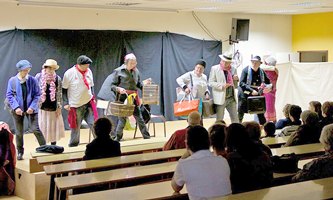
[62,55,98,147]
[110,53,151,141]
[238,55,272,125]
[6,60,46,160]
[208,52,239,123]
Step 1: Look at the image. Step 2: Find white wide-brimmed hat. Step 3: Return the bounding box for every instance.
[218,51,233,62]
[42,59,59,70]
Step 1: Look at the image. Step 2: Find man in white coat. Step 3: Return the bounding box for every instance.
[208,52,239,123]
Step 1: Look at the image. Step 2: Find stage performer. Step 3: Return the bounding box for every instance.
[110,53,151,141]
[6,60,46,160]
[35,59,65,145]
[238,56,272,125]
[209,51,239,123]
[260,56,278,122]
[62,55,98,147]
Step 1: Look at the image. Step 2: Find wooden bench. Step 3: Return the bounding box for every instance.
[55,158,314,200]
[45,148,186,200]
[37,142,166,165]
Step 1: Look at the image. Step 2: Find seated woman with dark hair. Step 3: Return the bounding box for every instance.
[263,122,276,138]
[275,104,292,129]
[319,101,333,131]
[292,124,333,182]
[83,117,121,160]
[276,105,303,137]
[208,123,227,157]
[309,101,323,120]
[226,123,273,194]
[242,121,272,156]
[284,110,320,147]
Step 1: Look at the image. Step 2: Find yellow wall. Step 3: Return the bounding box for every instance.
[292,12,333,62]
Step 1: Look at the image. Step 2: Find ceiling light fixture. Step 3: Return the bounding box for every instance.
[269,10,297,13]
[195,7,222,10]
[291,2,324,6]
[18,0,178,12]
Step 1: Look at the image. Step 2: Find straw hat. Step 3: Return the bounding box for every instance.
[218,52,233,62]
[42,59,59,70]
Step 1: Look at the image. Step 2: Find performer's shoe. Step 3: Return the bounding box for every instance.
[17,152,24,160]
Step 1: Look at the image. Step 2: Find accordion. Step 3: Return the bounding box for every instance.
[247,96,266,114]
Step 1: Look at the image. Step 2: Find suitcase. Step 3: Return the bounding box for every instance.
[247,96,266,114]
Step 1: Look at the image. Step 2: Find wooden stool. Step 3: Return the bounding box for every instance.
[134,114,166,139]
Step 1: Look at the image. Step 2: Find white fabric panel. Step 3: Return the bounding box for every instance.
[275,62,333,121]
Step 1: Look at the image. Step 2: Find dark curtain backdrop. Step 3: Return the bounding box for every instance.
[0,29,221,131]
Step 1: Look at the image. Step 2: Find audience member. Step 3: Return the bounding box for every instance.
[292,124,333,182]
[275,104,292,129]
[208,123,227,157]
[309,101,323,120]
[242,121,272,156]
[276,105,302,137]
[319,101,333,131]
[83,117,121,160]
[263,122,276,138]
[226,123,273,194]
[284,110,320,147]
[171,126,231,200]
[0,122,15,195]
[163,111,201,151]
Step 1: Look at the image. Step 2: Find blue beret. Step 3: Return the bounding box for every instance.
[16,60,32,70]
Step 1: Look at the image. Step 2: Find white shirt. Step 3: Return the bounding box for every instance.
[62,66,94,108]
[173,150,231,200]
[176,71,209,99]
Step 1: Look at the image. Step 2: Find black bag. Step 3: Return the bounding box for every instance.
[271,153,299,173]
[36,145,64,154]
[4,77,16,113]
[247,96,266,114]
[140,104,151,124]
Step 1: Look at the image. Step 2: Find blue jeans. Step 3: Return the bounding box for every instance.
[215,97,239,123]
[12,113,46,153]
[115,105,150,141]
[69,103,96,147]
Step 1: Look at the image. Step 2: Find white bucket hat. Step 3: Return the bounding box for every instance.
[218,52,233,62]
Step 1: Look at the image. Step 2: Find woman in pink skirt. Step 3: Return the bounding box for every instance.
[261,57,278,122]
[35,59,65,145]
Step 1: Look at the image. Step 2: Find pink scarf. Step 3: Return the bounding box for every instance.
[39,69,56,103]
[219,61,233,85]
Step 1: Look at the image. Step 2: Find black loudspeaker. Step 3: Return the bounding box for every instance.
[247,96,266,114]
[231,18,250,42]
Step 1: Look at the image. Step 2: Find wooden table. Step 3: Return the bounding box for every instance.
[261,136,289,148]
[56,161,178,200]
[55,158,314,200]
[209,177,333,200]
[45,148,185,200]
[68,180,187,200]
[272,143,324,159]
[31,137,169,158]
[37,142,166,165]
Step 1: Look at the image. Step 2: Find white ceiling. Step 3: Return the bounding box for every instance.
[2,0,333,14]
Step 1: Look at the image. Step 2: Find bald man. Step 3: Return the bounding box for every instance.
[163,111,201,150]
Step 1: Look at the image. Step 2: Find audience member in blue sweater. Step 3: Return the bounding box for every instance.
[275,104,292,129]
